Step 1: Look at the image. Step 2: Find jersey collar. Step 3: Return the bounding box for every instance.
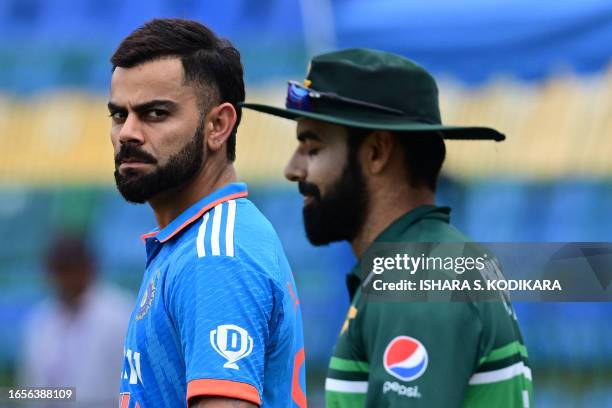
[141,182,249,243]
[373,204,450,244]
[346,205,451,299]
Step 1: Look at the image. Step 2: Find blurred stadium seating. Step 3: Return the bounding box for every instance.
[0,1,611,406]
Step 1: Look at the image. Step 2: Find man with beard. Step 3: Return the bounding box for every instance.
[108,19,306,408]
[242,49,533,407]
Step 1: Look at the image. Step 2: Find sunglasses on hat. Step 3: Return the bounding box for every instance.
[285,80,405,116]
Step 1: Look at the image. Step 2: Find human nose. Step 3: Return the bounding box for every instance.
[284,151,306,182]
[117,113,145,145]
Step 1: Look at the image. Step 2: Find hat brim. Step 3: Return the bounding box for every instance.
[241,103,505,141]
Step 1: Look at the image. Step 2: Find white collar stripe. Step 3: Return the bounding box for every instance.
[210,204,223,256]
[196,212,210,258]
[225,200,237,257]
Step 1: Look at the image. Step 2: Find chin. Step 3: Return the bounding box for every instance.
[303,222,341,246]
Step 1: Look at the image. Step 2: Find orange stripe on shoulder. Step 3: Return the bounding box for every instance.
[187,378,261,406]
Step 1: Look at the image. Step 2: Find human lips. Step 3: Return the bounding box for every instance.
[121,157,147,164]
[117,156,155,172]
[115,145,157,172]
[119,161,151,168]
[303,195,316,206]
[298,181,321,203]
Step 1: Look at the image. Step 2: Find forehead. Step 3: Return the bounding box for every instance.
[296,119,349,144]
[110,57,195,105]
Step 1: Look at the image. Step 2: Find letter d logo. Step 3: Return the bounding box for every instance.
[210,324,253,370]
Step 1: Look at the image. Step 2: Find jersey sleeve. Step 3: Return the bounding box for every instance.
[326,301,369,408]
[363,301,482,407]
[462,300,534,408]
[167,255,276,406]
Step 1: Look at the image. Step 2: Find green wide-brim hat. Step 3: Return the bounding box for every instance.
[241,48,504,141]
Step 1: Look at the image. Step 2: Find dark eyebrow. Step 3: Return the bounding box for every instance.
[107,99,178,114]
[107,101,124,112]
[297,131,321,142]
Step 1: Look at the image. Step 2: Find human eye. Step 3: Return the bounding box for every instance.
[109,110,127,123]
[145,109,168,121]
[306,140,323,157]
[307,147,320,156]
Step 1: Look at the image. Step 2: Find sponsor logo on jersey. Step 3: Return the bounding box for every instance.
[123,348,144,386]
[135,270,159,320]
[383,381,422,398]
[210,324,253,370]
[383,336,428,382]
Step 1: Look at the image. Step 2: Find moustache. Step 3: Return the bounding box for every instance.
[298,181,321,201]
[115,144,157,167]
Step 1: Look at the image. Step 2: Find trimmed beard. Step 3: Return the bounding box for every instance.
[114,118,205,204]
[300,149,369,246]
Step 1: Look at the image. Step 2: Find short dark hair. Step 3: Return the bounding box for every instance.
[347,128,446,191]
[110,18,245,161]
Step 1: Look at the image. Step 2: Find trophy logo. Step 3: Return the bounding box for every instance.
[210,324,253,370]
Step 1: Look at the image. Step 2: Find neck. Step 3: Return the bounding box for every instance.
[149,159,237,229]
[60,287,89,315]
[350,185,434,258]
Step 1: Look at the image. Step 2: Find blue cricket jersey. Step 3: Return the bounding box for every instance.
[119,183,307,407]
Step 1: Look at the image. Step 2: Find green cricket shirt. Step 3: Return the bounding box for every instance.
[325,205,533,407]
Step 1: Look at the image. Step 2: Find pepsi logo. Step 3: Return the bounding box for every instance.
[383,336,428,382]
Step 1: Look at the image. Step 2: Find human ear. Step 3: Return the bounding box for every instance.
[205,103,237,153]
[363,130,394,175]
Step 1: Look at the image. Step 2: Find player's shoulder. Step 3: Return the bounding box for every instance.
[232,198,290,282]
[188,196,281,260]
[411,219,471,243]
[232,197,280,243]
[173,197,286,282]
